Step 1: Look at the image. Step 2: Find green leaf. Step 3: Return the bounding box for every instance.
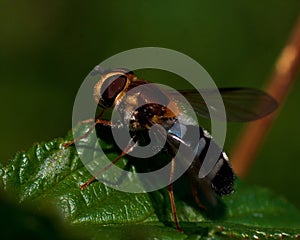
[1,125,300,239]
[0,190,85,240]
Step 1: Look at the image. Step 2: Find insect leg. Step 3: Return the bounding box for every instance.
[80,139,137,190]
[96,159,134,186]
[79,109,106,124]
[191,184,207,210]
[63,118,112,148]
[168,158,183,233]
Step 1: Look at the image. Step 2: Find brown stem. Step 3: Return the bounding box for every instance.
[230,14,300,178]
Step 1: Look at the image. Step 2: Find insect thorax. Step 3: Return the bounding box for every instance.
[129,103,177,131]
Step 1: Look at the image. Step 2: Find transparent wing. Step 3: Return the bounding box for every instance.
[176,88,278,122]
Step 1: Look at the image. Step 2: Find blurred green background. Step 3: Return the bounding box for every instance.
[1,0,299,209]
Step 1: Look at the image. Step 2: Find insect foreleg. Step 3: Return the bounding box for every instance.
[63,118,113,148]
[80,139,137,190]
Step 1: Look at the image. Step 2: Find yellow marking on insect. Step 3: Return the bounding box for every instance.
[165,101,179,118]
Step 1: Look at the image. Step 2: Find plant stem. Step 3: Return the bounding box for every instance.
[230,14,300,178]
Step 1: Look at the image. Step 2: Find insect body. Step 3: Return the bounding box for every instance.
[64,68,277,232]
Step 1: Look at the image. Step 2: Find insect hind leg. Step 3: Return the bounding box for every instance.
[191,184,207,210]
[168,158,183,233]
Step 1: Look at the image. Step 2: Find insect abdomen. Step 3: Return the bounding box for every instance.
[167,121,235,196]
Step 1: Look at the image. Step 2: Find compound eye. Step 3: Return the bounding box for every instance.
[100,74,127,107]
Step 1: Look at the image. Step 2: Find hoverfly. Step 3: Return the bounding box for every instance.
[64,68,277,232]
